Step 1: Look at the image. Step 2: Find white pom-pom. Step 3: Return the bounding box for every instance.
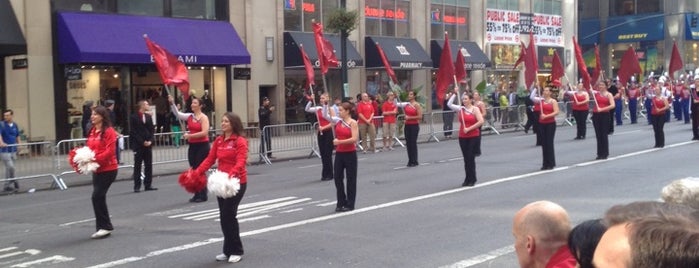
[207,170,240,198]
[73,147,100,174]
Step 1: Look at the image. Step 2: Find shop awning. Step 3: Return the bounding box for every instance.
[578,19,601,45]
[0,0,26,57]
[604,14,664,43]
[284,31,363,68]
[431,40,491,70]
[56,12,250,65]
[365,36,432,69]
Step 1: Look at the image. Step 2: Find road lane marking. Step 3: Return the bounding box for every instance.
[58,218,95,227]
[317,201,336,207]
[238,215,270,223]
[10,255,75,268]
[86,140,697,268]
[0,249,40,260]
[439,245,514,268]
[0,247,17,252]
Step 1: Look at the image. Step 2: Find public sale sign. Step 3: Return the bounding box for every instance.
[532,13,563,46]
[486,9,521,44]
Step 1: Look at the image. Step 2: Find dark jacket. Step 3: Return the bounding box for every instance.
[129,113,155,150]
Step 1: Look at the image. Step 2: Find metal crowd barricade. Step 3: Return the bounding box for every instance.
[0,142,65,190]
[497,104,524,130]
[260,122,319,165]
[356,115,404,151]
[427,110,456,142]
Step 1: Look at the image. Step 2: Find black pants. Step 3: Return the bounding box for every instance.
[573,110,588,138]
[474,127,482,155]
[692,103,699,138]
[524,109,535,132]
[592,112,610,158]
[443,111,454,136]
[189,142,211,199]
[532,112,542,145]
[318,129,334,180]
[540,122,556,168]
[334,151,357,209]
[260,127,272,157]
[218,183,246,256]
[92,170,117,231]
[609,109,615,133]
[132,147,153,190]
[458,137,477,184]
[404,124,420,165]
[651,113,666,147]
[628,99,638,124]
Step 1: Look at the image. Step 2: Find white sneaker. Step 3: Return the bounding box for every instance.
[228,255,242,263]
[215,254,227,261]
[374,149,380,153]
[91,229,112,239]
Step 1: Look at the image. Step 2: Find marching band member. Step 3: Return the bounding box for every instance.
[447,90,484,187]
[396,90,422,167]
[626,80,640,124]
[565,82,590,139]
[590,81,615,160]
[305,93,334,181]
[531,86,559,170]
[326,102,359,212]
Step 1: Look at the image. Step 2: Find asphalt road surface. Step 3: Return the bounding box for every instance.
[1,120,696,268]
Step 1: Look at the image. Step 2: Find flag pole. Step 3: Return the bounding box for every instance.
[164,84,186,135]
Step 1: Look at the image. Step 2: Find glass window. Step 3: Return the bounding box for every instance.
[302,0,321,32]
[322,0,339,29]
[283,0,339,32]
[284,0,303,31]
[365,0,381,35]
[578,0,599,18]
[487,0,518,11]
[53,0,114,12]
[430,0,468,40]
[117,0,164,16]
[172,0,216,19]
[534,0,561,15]
[395,0,410,37]
[364,0,409,37]
[610,0,662,16]
[380,0,396,36]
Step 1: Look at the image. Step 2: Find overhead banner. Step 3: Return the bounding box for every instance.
[486,9,521,44]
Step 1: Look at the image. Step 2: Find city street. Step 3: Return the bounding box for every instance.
[1,120,696,268]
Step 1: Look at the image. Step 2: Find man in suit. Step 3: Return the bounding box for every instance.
[490,89,501,122]
[130,100,156,192]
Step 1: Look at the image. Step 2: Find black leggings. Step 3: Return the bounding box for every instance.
[540,122,556,168]
[458,137,477,184]
[572,110,588,138]
[318,129,334,179]
[219,183,247,256]
[92,170,117,231]
[189,142,210,199]
[334,151,357,209]
[404,124,420,165]
[592,112,610,158]
[651,113,666,147]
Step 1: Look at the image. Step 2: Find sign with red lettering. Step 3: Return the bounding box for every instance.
[486,9,521,44]
[365,5,407,21]
[533,13,563,46]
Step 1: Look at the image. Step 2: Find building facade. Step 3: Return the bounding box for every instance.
[2,0,580,142]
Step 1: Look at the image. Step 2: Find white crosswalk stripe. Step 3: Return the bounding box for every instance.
[167,196,317,223]
[0,247,74,268]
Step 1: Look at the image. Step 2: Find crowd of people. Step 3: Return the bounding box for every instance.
[513,181,699,268]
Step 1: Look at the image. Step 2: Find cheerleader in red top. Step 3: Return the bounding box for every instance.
[193,112,248,263]
[590,81,616,160]
[86,106,119,239]
[327,102,359,212]
[650,86,670,148]
[169,95,211,203]
[305,93,334,181]
[447,91,484,187]
[397,90,422,167]
[566,82,590,139]
[536,87,559,170]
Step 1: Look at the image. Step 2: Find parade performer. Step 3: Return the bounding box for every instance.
[84,106,118,239]
[473,91,487,156]
[305,93,334,181]
[169,95,211,203]
[533,87,559,170]
[650,85,670,148]
[626,82,640,124]
[397,90,422,167]
[590,81,615,160]
[691,75,699,140]
[447,91,483,187]
[326,102,359,212]
[530,85,543,146]
[566,82,590,139]
[191,112,248,263]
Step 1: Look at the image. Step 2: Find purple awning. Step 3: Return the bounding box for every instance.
[57,12,250,65]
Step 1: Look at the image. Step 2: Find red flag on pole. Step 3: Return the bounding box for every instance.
[669,41,684,80]
[375,42,397,84]
[435,32,455,105]
[617,46,642,88]
[550,50,564,87]
[144,35,190,100]
[524,32,538,89]
[454,46,467,83]
[591,45,602,84]
[312,22,339,75]
[299,44,315,90]
[512,41,527,70]
[573,37,592,89]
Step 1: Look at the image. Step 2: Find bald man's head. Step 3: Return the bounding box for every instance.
[513,201,572,268]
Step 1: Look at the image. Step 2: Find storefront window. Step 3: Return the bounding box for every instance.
[172,0,216,19]
[685,42,699,71]
[609,0,662,16]
[117,0,164,16]
[610,42,664,78]
[486,0,519,11]
[283,0,339,32]
[53,0,113,12]
[365,0,410,37]
[578,1,600,19]
[65,66,126,139]
[284,70,340,123]
[430,0,469,40]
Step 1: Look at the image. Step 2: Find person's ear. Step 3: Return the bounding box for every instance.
[526,235,535,255]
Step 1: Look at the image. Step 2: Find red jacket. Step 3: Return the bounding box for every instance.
[196,135,248,184]
[545,246,577,268]
[86,127,118,173]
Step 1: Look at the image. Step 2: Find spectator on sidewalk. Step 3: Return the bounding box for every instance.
[1,109,21,192]
[82,100,95,138]
[357,93,377,153]
[130,100,156,193]
[512,200,576,268]
[105,100,122,165]
[382,91,398,151]
[259,97,274,159]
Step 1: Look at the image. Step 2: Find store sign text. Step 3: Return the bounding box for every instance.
[617,33,648,40]
[303,2,315,13]
[399,62,422,68]
[365,6,407,20]
[150,55,198,63]
[444,15,466,25]
[314,59,357,68]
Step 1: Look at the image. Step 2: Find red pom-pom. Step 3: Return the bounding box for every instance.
[178,169,206,193]
[67,147,80,173]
